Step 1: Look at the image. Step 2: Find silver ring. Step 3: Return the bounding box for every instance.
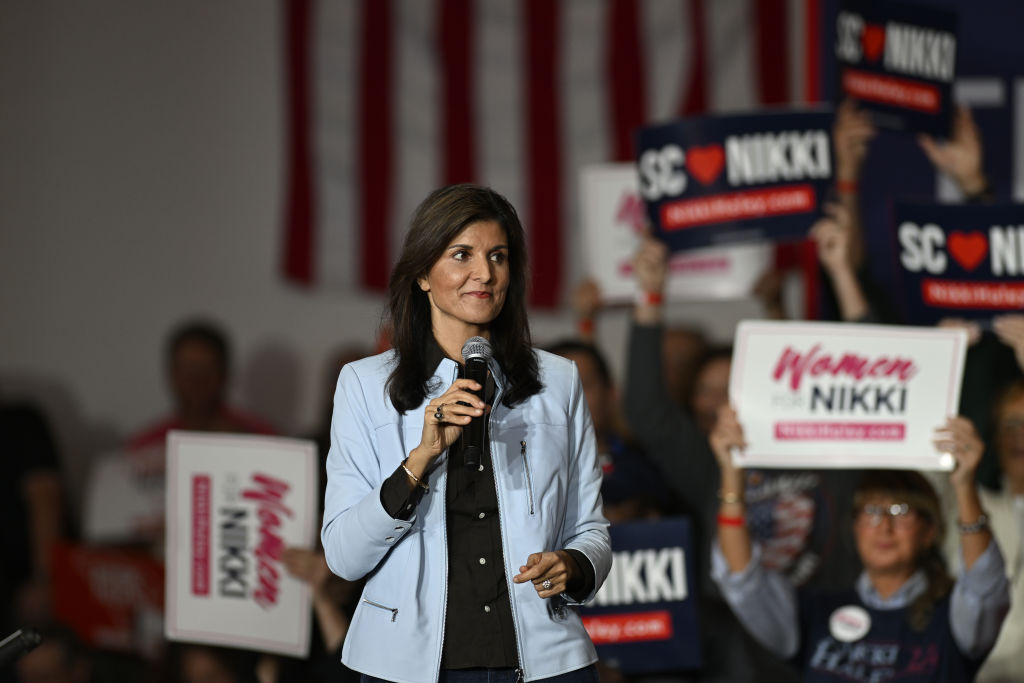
[541,579,552,591]
[434,404,444,421]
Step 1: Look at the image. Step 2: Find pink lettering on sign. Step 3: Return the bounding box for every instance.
[775,422,906,441]
[660,185,815,230]
[242,473,293,610]
[191,475,211,596]
[772,344,917,391]
[583,610,674,644]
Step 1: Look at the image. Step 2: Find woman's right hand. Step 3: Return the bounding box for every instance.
[411,378,487,463]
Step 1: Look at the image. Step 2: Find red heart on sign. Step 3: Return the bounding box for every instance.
[948,231,988,272]
[861,24,885,62]
[686,144,725,186]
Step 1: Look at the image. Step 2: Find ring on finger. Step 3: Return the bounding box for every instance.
[434,404,444,421]
[541,579,552,591]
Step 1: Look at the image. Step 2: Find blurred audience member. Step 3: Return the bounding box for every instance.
[712,406,1008,681]
[546,339,676,523]
[809,203,872,323]
[942,378,1024,682]
[0,400,69,630]
[624,235,859,682]
[128,319,276,452]
[15,624,92,683]
[157,644,259,683]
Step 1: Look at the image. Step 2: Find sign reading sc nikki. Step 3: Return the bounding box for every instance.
[729,321,967,471]
[835,0,958,135]
[635,109,834,252]
[579,517,700,673]
[895,202,1024,325]
[165,431,318,657]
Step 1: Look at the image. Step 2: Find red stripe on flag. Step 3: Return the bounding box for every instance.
[441,0,476,184]
[607,0,647,161]
[359,0,394,290]
[524,0,562,307]
[680,0,708,115]
[754,0,790,105]
[282,0,315,285]
[804,0,821,102]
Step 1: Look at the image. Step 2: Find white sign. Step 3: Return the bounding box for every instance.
[165,431,317,657]
[729,321,968,470]
[578,163,773,302]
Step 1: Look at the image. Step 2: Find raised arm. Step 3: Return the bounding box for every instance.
[934,416,1011,658]
[709,406,800,658]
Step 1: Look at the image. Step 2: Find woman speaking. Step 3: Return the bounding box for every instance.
[321,184,611,683]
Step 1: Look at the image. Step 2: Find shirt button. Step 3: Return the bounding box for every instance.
[478,557,486,565]
[478,512,485,519]
[478,464,485,472]
[483,605,491,613]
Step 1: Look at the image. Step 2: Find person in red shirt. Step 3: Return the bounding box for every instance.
[127,319,276,451]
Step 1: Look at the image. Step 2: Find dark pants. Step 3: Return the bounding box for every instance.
[362,664,599,683]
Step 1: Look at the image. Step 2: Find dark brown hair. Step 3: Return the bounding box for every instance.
[385,184,541,412]
[854,470,951,630]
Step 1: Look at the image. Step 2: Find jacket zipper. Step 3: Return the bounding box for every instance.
[361,598,398,622]
[521,440,535,515]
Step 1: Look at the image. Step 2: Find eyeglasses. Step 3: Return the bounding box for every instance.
[858,503,917,527]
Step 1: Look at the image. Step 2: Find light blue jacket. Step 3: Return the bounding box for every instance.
[322,349,612,683]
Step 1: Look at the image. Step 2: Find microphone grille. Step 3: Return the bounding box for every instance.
[461,336,492,362]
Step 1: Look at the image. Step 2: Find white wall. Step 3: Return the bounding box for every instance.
[0,2,766,511]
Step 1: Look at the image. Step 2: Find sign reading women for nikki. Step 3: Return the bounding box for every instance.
[896,202,1024,324]
[165,432,317,657]
[834,0,958,135]
[729,321,967,471]
[635,109,834,252]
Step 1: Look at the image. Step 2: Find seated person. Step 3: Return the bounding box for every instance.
[711,406,1009,681]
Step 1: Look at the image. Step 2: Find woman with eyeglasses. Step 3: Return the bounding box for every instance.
[709,405,1010,682]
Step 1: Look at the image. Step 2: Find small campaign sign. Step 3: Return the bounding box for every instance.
[579,517,700,673]
[729,321,967,471]
[834,0,958,135]
[579,163,773,302]
[165,431,317,657]
[635,109,834,252]
[895,202,1024,325]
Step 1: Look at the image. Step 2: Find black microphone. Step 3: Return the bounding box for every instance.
[0,628,42,668]
[461,336,492,469]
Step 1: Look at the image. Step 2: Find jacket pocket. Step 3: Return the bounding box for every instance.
[521,439,535,515]
[362,598,398,622]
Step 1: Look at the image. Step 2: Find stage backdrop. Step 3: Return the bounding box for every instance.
[280,0,821,307]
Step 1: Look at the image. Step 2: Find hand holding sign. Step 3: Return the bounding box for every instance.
[918,106,988,198]
[993,315,1024,370]
[932,416,983,488]
[833,99,877,182]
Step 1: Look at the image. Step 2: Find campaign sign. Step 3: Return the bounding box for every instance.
[730,321,967,471]
[579,517,700,673]
[635,109,834,252]
[51,542,165,656]
[166,431,317,657]
[834,0,958,135]
[895,202,1024,325]
[579,163,774,302]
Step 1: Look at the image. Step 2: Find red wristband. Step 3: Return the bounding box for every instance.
[577,317,595,336]
[836,179,858,195]
[636,290,663,307]
[717,513,745,527]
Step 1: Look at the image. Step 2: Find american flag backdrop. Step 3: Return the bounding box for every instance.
[281,0,825,307]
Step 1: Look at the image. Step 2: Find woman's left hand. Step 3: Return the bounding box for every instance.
[933,416,984,489]
[513,550,576,599]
